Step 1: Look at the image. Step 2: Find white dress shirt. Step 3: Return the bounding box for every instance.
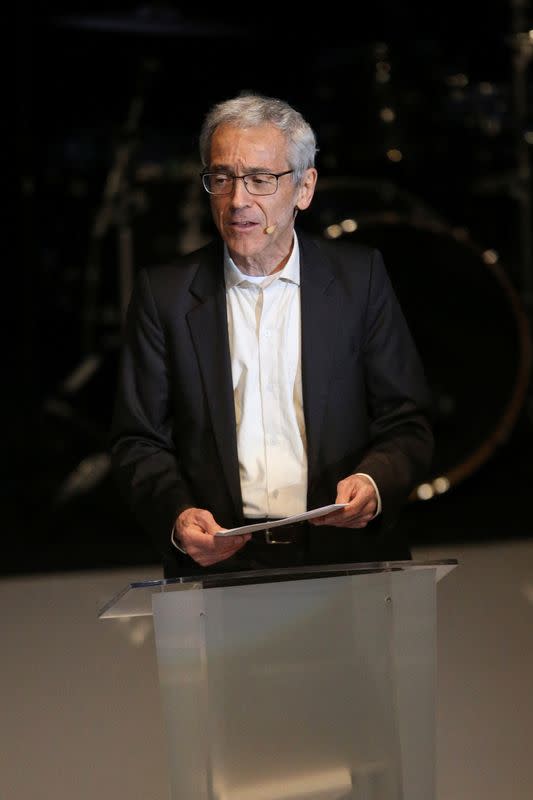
[224,237,307,519]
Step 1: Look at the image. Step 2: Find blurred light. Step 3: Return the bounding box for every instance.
[340,218,358,233]
[386,148,403,162]
[376,61,391,84]
[479,82,494,95]
[325,224,343,239]
[481,118,501,136]
[446,73,469,88]
[56,453,111,501]
[417,483,434,500]
[433,476,450,494]
[452,227,469,242]
[117,617,153,648]
[524,131,533,144]
[483,249,499,264]
[226,765,353,800]
[380,107,396,123]
[61,354,102,393]
[129,619,152,647]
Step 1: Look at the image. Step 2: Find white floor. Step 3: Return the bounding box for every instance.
[1,538,532,800]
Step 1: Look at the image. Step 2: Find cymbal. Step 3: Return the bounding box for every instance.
[53,12,247,37]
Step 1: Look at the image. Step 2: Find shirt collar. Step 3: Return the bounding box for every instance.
[224,233,301,289]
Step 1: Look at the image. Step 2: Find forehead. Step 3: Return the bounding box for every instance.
[209,123,289,169]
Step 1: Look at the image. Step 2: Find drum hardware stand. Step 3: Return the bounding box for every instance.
[176,160,212,255]
[134,156,211,256]
[81,57,159,352]
[45,58,159,504]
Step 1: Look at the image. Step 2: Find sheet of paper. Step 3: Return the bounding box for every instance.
[213,504,348,537]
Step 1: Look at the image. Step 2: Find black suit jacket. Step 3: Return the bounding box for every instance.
[110,230,433,575]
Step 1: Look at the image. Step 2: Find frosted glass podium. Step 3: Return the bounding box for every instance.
[99,559,457,800]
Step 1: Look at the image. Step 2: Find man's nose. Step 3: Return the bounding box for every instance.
[230,176,251,203]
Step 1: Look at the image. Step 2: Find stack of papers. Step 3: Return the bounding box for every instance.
[214,504,347,537]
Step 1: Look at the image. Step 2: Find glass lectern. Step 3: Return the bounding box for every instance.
[99,559,457,800]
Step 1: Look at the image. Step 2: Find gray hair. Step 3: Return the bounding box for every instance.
[199,93,318,184]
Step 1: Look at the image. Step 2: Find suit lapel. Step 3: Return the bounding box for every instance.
[186,245,243,518]
[299,233,338,493]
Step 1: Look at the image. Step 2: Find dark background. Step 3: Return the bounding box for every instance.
[11,1,533,575]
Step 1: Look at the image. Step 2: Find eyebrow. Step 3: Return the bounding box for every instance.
[208,164,275,174]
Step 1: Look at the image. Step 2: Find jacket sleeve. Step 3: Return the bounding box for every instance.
[355,249,434,528]
[109,269,194,564]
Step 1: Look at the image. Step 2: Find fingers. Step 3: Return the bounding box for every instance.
[193,534,250,567]
[176,507,251,566]
[311,474,378,529]
[311,506,374,528]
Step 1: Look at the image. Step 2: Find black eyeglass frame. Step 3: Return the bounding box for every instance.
[200,169,295,195]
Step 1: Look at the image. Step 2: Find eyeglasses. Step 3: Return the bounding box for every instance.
[201,170,294,196]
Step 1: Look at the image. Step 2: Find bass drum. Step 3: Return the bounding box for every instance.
[299,178,532,500]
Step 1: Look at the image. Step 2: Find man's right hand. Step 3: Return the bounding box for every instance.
[175,508,251,567]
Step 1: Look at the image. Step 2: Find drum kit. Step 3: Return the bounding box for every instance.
[46,5,533,507]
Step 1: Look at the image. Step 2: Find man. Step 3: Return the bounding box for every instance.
[110,93,433,577]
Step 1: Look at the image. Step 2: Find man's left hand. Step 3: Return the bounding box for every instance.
[310,474,378,528]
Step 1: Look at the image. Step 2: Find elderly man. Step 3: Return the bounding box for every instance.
[110,93,433,576]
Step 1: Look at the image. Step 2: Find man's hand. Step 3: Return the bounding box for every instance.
[310,474,378,529]
[175,508,251,567]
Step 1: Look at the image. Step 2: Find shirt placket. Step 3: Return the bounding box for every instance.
[259,282,282,514]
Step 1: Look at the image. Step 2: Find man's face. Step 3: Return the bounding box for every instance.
[207,123,316,272]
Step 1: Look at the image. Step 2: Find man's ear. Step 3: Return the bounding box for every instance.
[297,167,317,211]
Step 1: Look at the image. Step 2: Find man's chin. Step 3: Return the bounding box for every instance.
[225,236,264,262]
